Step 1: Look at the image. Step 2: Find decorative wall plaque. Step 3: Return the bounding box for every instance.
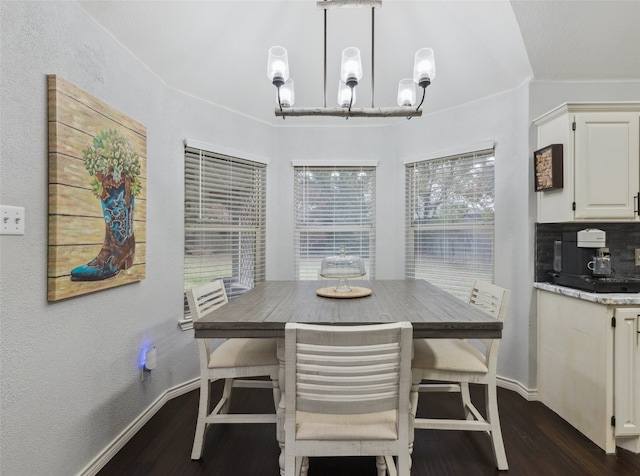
[534,144,563,192]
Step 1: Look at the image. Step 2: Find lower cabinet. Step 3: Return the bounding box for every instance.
[537,290,640,454]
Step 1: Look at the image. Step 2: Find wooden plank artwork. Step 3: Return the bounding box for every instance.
[47,75,147,301]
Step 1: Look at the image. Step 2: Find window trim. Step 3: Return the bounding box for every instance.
[292,159,379,167]
[404,145,495,300]
[293,164,377,281]
[181,141,268,330]
[402,140,495,165]
[185,138,271,165]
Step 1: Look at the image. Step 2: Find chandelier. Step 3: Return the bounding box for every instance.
[266,0,436,120]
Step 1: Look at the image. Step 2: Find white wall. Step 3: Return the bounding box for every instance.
[0,2,274,475]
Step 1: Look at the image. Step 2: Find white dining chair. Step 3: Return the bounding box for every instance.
[284,321,414,476]
[411,280,511,470]
[186,279,280,460]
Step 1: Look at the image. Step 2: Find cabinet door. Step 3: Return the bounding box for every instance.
[614,308,640,437]
[536,113,575,223]
[574,113,640,220]
[538,291,614,451]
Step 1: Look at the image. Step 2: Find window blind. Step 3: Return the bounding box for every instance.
[405,148,495,300]
[294,166,376,280]
[184,146,266,304]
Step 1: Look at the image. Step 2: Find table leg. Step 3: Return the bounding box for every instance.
[277,338,286,476]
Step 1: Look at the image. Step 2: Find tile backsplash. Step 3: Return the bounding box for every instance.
[535,222,640,282]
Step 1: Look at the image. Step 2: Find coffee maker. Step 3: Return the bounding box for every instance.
[551,229,640,292]
[559,229,609,276]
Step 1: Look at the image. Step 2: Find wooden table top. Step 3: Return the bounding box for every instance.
[193,280,502,339]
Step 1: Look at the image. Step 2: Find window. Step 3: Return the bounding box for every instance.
[405,147,495,300]
[182,145,266,328]
[294,165,376,280]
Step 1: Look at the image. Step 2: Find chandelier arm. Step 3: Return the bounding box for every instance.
[275,107,423,118]
[348,85,355,112]
[415,86,427,111]
[276,86,286,120]
[277,86,283,112]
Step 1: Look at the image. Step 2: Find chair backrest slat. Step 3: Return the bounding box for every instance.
[467,280,511,362]
[186,280,228,320]
[468,280,510,322]
[286,322,413,416]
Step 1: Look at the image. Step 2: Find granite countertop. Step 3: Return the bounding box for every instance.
[535,282,640,305]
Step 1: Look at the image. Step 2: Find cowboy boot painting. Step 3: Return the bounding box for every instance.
[71,181,136,281]
[71,129,142,281]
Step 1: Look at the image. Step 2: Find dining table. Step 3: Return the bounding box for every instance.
[193,279,503,475]
[193,279,503,339]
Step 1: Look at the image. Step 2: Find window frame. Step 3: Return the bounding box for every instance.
[404,144,495,300]
[293,163,377,281]
[181,142,268,330]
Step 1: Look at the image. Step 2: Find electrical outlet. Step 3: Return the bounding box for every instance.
[636,249,640,266]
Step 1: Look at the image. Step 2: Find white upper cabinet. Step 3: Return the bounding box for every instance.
[535,103,640,223]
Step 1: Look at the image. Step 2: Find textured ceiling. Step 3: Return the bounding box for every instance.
[77,0,639,126]
[511,0,640,81]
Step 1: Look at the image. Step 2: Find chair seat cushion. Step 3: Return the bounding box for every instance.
[295,410,398,440]
[412,338,488,373]
[209,338,278,368]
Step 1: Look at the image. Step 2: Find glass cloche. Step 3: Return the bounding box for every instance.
[319,246,366,293]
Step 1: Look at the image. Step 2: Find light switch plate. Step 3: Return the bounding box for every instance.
[0,205,25,235]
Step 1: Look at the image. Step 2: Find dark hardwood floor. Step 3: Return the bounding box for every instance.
[98,382,640,475]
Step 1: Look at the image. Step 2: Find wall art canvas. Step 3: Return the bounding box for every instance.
[47,75,147,301]
[534,143,563,192]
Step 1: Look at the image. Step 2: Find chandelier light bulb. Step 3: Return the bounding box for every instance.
[413,48,436,88]
[397,78,416,107]
[340,47,363,87]
[337,81,356,108]
[279,79,295,107]
[267,46,290,86]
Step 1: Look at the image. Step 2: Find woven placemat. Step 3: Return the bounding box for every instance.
[316,286,373,298]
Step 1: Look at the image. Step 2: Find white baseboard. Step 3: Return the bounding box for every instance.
[78,378,199,476]
[497,375,538,401]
